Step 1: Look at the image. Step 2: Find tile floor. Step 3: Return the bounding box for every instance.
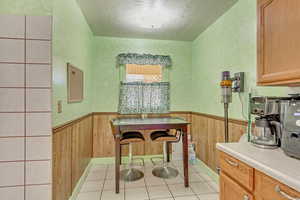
[76,161,219,200]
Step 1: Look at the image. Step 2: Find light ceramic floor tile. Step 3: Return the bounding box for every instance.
[125,178,145,189]
[76,191,101,200]
[103,179,125,191]
[101,189,125,200]
[86,171,106,181]
[147,185,172,199]
[168,184,195,197]
[190,182,215,195]
[197,173,213,182]
[145,177,166,187]
[125,187,149,200]
[80,180,104,192]
[198,193,219,200]
[174,195,199,200]
[164,176,184,185]
[187,174,205,183]
[207,182,219,192]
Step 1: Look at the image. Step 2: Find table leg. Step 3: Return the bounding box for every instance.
[115,129,121,194]
[166,142,170,162]
[182,126,189,187]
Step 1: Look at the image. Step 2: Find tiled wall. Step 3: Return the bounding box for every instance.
[0,15,52,200]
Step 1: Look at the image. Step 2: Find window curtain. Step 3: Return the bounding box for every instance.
[118,82,170,114]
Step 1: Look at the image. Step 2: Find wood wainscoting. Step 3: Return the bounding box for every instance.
[191,112,247,172]
[52,111,246,200]
[92,112,191,158]
[52,114,93,200]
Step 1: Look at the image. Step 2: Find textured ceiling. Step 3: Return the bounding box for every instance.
[76,0,238,41]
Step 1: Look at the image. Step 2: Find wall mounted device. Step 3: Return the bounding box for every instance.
[220,71,245,142]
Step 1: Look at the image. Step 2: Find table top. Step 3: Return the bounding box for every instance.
[112,117,189,126]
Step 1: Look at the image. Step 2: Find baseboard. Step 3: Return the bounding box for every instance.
[68,161,93,200]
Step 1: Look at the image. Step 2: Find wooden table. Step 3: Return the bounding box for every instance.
[111,117,190,193]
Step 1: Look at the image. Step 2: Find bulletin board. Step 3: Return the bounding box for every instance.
[67,63,83,103]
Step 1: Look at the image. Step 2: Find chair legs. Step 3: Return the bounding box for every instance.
[120,143,144,182]
[152,142,179,179]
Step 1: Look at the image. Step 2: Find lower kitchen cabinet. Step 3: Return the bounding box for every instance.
[220,172,253,200]
[219,151,300,200]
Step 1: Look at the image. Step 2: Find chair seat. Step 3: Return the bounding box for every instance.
[120,131,144,144]
[150,131,177,142]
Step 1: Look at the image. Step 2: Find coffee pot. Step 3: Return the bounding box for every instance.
[251,116,281,149]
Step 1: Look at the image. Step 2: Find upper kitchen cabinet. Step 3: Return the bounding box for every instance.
[257,0,300,86]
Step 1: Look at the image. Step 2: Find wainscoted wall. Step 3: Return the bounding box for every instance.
[52,114,93,200]
[52,111,246,199]
[190,112,246,172]
[92,112,191,158]
[0,15,52,200]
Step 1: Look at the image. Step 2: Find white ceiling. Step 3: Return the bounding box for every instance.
[76,0,238,41]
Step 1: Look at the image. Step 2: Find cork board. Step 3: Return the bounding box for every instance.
[67,63,83,103]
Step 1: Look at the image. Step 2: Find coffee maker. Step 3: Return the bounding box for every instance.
[250,96,282,149]
[280,96,300,159]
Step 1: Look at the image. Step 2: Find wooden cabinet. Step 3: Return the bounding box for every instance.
[219,152,254,191]
[255,171,300,200]
[257,0,300,86]
[219,151,300,200]
[220,172,254,200]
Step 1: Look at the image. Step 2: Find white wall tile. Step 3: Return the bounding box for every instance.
[0,15,25,38]
[0,138,24,161]
[26,40,51,64]
[0,186,24,200]
[0,39,24,63]
[26,64,51,87]
[26,89,51,112]
[26,137,51,160]
[0,63,24,87]
[26,161,51,184]
[26,185,51,200]
[0,162,24,186]
[26,113,51,136]
[0,88,24,112]
[0,113,24,137]
[26,16,52,40]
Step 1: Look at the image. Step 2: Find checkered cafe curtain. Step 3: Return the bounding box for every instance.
[118,82,170,114]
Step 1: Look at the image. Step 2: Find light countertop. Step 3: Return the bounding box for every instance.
[216,142,300,192]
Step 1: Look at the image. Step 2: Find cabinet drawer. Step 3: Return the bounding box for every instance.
[219,151,254,191]
[220,172,254,200]
[255,170,300,200]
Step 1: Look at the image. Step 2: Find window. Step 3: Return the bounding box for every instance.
[125,64,162,83]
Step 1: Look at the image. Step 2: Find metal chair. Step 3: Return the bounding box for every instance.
[119,131,145,181]
[150,129,182,179]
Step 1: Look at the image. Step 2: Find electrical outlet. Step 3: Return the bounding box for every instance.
[57,100,62,113]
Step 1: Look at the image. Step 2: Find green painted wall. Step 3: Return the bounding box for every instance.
[191,0,297,120]
[0,0,52,15]
[92,36,193,112]
[0,0,94,126]
[52,0,94,126]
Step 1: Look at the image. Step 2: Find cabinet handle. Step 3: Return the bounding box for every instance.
[243,194,249,200]
[225,158,238,167]
[275,185,300,200]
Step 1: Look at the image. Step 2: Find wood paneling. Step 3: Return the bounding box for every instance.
[53,111,247,200]
[52,114,93,200]
[53,126,72,200]
[71,116,93,189]
[190,112,246,172]
[92,112,191,158]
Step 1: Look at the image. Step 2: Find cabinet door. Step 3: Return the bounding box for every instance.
[220,172,253,200]
[257,0,300,86]
[255,170,300,200]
